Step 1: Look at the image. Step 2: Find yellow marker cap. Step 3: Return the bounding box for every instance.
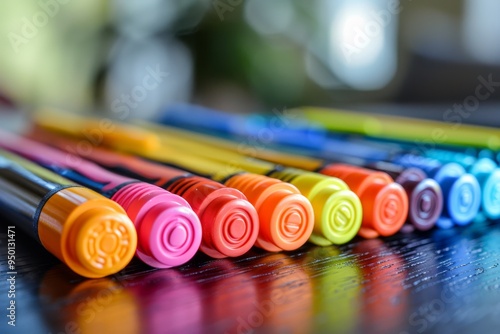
[269,169,363,246]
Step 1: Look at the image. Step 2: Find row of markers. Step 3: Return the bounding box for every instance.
[0,104,497,278]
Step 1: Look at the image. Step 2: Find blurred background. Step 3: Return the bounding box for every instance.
[0,0,500,122]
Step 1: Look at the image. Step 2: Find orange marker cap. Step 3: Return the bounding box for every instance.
[167,176,260,258]
[224,173,314,252]
[266,168,363,246]
[320,164,408,238]
[38,187,137,278]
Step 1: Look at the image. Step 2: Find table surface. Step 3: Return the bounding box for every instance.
[2,214,500,334]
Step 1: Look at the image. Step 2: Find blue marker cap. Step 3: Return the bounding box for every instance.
[470,158,500,219]
[432,163,481,228]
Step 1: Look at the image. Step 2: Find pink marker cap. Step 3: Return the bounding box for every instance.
[112,183,202,268]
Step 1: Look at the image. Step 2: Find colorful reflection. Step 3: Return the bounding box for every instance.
[354,239,409,334]
[250,253,313,334]
[39,266,140,334]
[198,259,259,333]
[302,246,363,333]
[122,269,204,334]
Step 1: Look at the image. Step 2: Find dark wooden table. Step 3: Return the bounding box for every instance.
[2,213,500,334]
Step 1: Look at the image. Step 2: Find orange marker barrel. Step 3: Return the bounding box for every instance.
[319,164,408,238]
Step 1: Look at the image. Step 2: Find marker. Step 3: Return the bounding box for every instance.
[0,131,202,267]
[0,149,137,278]
[33,115,361,247]
[30,128,314,252]
[30,129,260,258]
[139,122,408,238]
[299,106,500,150]
[360,160,442,231]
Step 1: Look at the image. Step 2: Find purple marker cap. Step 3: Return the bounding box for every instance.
[400,178,443,231]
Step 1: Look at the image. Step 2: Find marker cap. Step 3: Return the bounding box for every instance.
[112,183,202,268]
[438,173,481,226]
[38,187,137,278]
[432,163,481,226]
[319,164,407,238]
[268,169,362,245]
[167,176,259,258]
[478,169,500,219]
[358,182,408,238]
[470,158,500,219]
[400,178,443,231]
[224,173,314,252]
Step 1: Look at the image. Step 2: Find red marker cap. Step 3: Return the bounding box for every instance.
[167,176,259,258]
